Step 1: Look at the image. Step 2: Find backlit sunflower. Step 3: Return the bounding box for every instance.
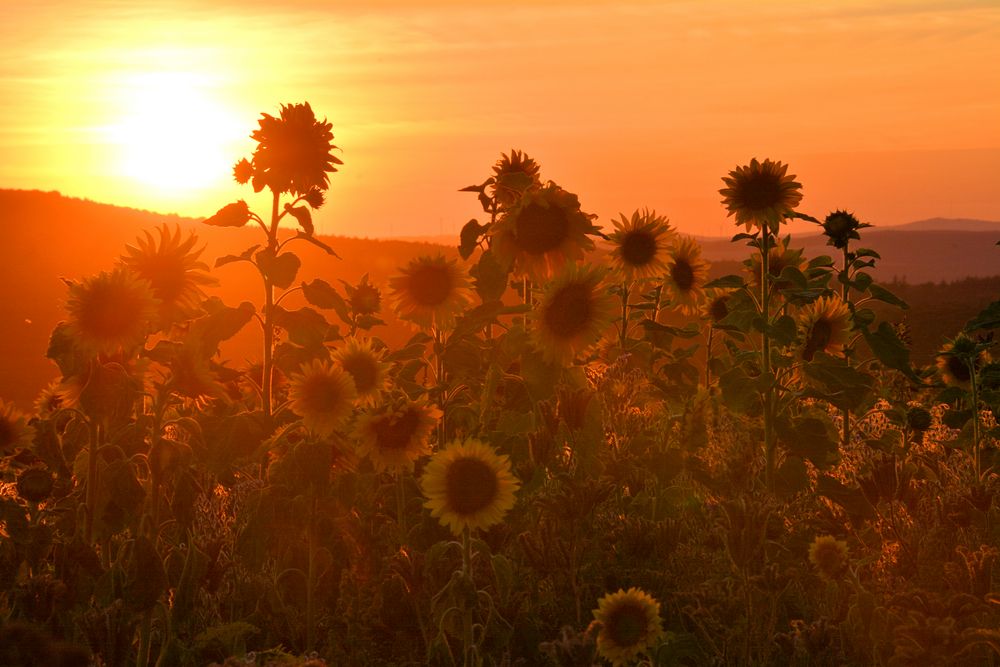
[0,400,35,455]
[490,149,542,209]
[747,237,806,293]
[592,588,664,666]
[247,102,342,195]
[720,158,803,234]
[799,296,852,361]
[288,359,357,435]
[532,264,616,364]
[492,183,597,279]
[345,274,382,317]
[821,209,869,250]
[702,288,734,324]
[330,337,390,405]
[607,209,674,281]
[421,438,519,535]
[121,225,217,326]
[33,379,75,418]
[937,336,990,389]
[64,268,159,356]
[664,236,710,314]
[808,535,849,580]
[355,398,441,472]
[389,255,472,330]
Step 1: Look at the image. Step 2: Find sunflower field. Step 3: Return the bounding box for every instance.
[3,103,1000,667]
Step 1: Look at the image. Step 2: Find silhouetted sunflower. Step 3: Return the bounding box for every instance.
[355,398,440,472]
[345,274,382,316]
[64,268,159,356]
[0,399,35,455]
[799,296,852,361]
[532,264,616,363]
[937,335,989,389]
[121,225,217,326]
[821,209,869,249]
[702,288,733,324]
[592,588,664,666]
[808,535,849,580]
[492,183,597,279]
[608,209,673,281]
[248,102,342,195]
[490,149,542,208]
[288,359,357,435]
[664,236,709,314]
[747,237,805,293]
[33,380,74,418]
[331,337,390,405]
[720,158,803,233]
[389,255,472,330]
[422,438,519,535]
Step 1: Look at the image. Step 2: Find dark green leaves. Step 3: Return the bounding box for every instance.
[204,201,251,227]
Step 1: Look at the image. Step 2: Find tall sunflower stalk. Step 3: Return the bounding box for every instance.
[204,102,342,417]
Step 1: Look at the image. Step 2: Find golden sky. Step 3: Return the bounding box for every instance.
[2,0,998,238]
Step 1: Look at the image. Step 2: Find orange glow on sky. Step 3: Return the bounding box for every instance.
[1,0,998,238]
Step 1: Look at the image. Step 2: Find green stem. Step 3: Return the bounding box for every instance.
[619,281,630,352]
[306,492,317,652]
[461,526,474,667]
[396,473,408,545]
[262,190,280,418]
[971,359,983,479]
[841,245,851,450]
[761,228,775,491]
[85,417,100,544]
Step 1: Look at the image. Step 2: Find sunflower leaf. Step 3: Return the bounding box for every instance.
[203,200,252,227]
[301,279,352,325]
[189,299,256,350]
[459,219,485,260]
[862,321,919,381]
[272,306,332,348]
[215,244,260,269]
[965,300,1000,332]
[704,274,745,290]
[255,249,301,289]
[284,204,313,235]
[294,233,340,258]
[867,284,908,309]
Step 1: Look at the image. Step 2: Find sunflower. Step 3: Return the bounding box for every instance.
[532,264,616,364]
[492,183,597,279]
[808,535,849,580]
[346,274,382,316]
[607,209,674,281]
[121,225,217,326]
[248,102,342,195]
[355,398,441,472]
[799,296,852,361]
[746,237,805,293]
[389,255,472,330]
[821,209,869,250]
[664,236,710,314]
[330,337,390,405]
[489,149,542,209]
[33,379,75,418]
[422,438,519,535]
[288,359,357,435]
[702,288,733,324]
[720,158,803,234]
[937,336,989,389]
[64,268,159,356]
[592,587,664,666]
[0,400,35,455]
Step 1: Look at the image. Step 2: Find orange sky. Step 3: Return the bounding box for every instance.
[1,0,998,238]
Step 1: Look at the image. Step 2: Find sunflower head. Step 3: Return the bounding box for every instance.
[532,264,616,364]
[747,237,805,292]
[33,380,75,418]
[0,400,35,455]
[288,359,357,436]
[808,535,849,580]
[720,158,803,234]
[937,335,990,389]
[592,587,664,666]
[64,268,159,357]
[355,396,441,472]
[821,209,868,250]
[608,209,674,281]
[664,236,710,315]
[422,438,520,535]
[247,102,342,196]
[492,183,597,279]
[330,337,390,405]
[799,295,852,361]
[121,225,217,326]
[490,149,542,208]
[389,255,472,330]
[345,274,382,317]
[906,406,933,432]
[702,288,733,324]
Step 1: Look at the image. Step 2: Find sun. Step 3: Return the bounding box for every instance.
[108,71,243,195]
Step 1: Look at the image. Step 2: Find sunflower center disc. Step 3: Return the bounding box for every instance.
[350,286,381,315]
[0,419,14,450]
[342,353,377,393]
[670,260,695,291]
[803,319,833,361]
[375,408,421,451]
[621,232,656,267]
[514,202,570,255]
[709,296,729,322]
[445,457,499,515]
[82,284,146,340]
[741,171,785,211]
[606,602,647,648]
[142,256,187,303]
[304,375,347,413]
[947,356,972,383]
[408,265,453,306]
[543,283,592,339]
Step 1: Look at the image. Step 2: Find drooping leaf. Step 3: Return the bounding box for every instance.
[284,204,313,235]
[862,321,919,381]
[470,248,509,302]
[459,219,485,260]
[203,201,251,227]
[255,248,301,289]
[215,244,260,269]
[273,306,332,348]
[704,274,745,290]
[301,279,351,325]
[817,475,876,522]
[966,300,1000,332]
[125,537,167,612]
[719,366,761,414]
[189,298,256,351]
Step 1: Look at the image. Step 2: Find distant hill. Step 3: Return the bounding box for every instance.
[890,217,1000,233]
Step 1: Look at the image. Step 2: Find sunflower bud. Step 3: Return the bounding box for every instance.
[906,406,932,432]
[16,468,54,503]
[203,201,251,228]
[821,210,866,250]
[303,187,325,209]
[232,158,253,185]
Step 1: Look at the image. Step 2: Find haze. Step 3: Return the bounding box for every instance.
[2,0,998,238]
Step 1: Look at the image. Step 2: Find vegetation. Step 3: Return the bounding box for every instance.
[2,103,1000,666]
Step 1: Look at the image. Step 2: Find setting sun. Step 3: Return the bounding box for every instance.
[106,71,243,195]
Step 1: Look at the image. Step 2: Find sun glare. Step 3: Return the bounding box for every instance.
[108,71,243,195]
